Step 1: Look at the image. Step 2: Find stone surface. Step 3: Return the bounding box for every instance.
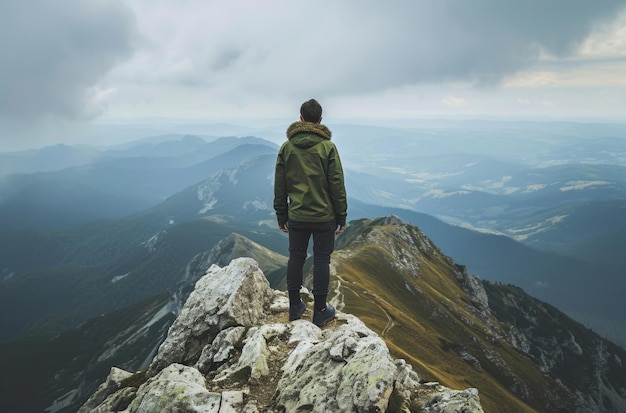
[147,258,276,377]
[274,314,403,412]
[77,367,134,413]
[129,364,221,413]
[422,387,483,413]
[81,257,485,413]
[196,326,246,374]
[89,387,137,413]
[214,323,287,383]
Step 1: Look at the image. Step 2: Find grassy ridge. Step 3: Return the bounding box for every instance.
[331,220,578,412]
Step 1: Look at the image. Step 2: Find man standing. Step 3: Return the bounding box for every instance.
[274,99,347,327]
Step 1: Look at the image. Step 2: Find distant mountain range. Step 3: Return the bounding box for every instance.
[332,122,626,260]
[0,136,277,228]
[1,130,624,346]
[2,216,625,412]
[0,122,624,412]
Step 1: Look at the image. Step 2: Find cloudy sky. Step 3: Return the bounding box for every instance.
[2,0,626,150]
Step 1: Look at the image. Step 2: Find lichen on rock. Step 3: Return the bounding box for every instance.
[80,257,484,413]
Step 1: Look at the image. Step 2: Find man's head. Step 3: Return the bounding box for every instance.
[300,99,322,123]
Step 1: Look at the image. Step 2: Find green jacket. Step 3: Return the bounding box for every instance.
[274,121,347,226]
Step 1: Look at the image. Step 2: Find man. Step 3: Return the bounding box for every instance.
[274,99,347,327]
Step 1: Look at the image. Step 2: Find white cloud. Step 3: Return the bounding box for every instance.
[504,71,559,87]
[423,189,471,199]
[560,181,610,191]
[578,9,626,58]
[441,96,467,107]
[90,87,119,108]
[3,0,626,150]
[524,184,548,192]
[0,0,137,120]
[109,0,626,106]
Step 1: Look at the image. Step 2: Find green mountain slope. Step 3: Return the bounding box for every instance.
[349,199,626,349]
[3,216,624,413]
[326,216,626,413]
[0,215,285,340]
[0,232,287,413]
[0,293,174,413]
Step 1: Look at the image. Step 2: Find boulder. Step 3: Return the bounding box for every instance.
[147,258,276,377]
[80,257,484,413]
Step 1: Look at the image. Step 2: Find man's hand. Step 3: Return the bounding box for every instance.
[336,224,345,235]
[279,222,289,233]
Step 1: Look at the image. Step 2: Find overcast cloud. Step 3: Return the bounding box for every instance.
[0,0,136,119]
[2,0,626,150]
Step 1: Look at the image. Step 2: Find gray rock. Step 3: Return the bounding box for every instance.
[89,387,137,413]
[275,313,400,412]
[214,323,287,384]
[129,364,221,413]
[196,326,246,374]
[77,367,134,413]
[147,258,276,376]
[82,257,484,413]
[392,359,421,410]
[423,387,483,413]
[219,390,246,412]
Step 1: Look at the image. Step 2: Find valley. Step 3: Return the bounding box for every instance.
[0,119,624,412]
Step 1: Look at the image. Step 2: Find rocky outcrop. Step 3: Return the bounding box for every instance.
[81,257,484,412]
[146,257,276,377]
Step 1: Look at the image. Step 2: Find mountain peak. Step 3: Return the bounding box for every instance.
[80,257,484,412]
[329,215,626,412]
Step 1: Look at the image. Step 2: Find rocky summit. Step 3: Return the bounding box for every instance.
[80,257,483,412]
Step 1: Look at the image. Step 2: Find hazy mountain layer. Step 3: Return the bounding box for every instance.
[2,146,623,348]
[4,217,624,412]
[0,234,287,413]
[0,214,285,341]
[0,137,277,228]
[0,123,624,412]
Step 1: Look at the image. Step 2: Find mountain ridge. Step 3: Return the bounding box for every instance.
[0,137,278,228]
[326,216,626,412]
[79,257,485,413]
[0,126,624,412]
[73,216,626,413]
[0,233,287,413]
[3,216,625,412]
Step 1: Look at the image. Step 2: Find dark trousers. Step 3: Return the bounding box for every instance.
[286,220,336,310]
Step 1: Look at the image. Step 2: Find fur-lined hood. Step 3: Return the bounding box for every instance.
[286,121,332,148]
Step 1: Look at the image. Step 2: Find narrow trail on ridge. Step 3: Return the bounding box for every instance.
[333,271,395,338]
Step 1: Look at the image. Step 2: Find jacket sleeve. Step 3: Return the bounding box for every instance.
[327,144,348,226]
[273,148,289,225]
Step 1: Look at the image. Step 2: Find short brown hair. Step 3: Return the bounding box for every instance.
[300,99,322,123]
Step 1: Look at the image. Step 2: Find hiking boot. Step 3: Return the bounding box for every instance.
[313,305,336,327]
[289,299,306,321]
